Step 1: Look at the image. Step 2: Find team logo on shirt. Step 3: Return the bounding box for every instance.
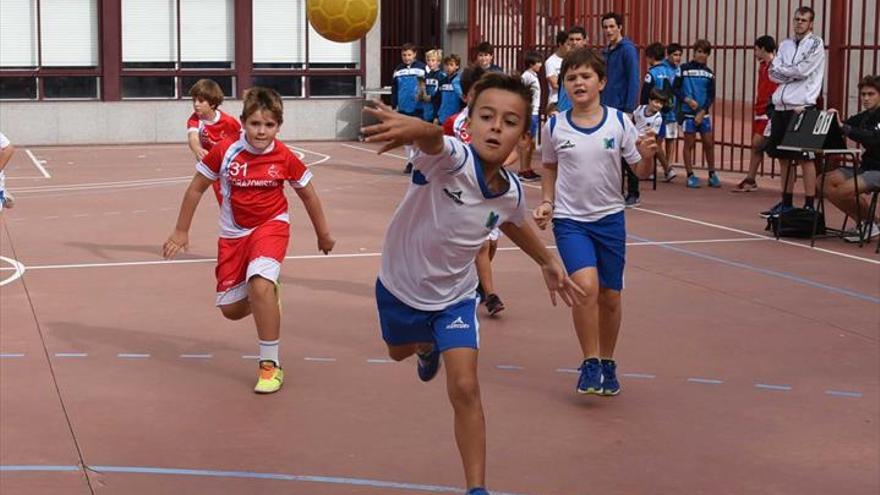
[267,164,280,178]
[445,317,470,330]
[443,187,464,205]
[604,137,615,150]
[485,211,499,229]
[559,140,575,150]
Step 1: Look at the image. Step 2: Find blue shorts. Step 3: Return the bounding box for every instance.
[530,115,540,137]
[683,116,713,134]
[376,279,480,352]
[552,212,626,291]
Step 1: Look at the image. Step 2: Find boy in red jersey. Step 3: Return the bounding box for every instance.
[187,79,241,202]
[165,87,335,394]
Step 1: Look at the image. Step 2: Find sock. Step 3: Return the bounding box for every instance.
[804,196,814,208]
[259,339,280,366]
[782,193,794,207]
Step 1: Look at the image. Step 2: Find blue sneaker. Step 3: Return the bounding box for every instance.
[600,359,620,396]
[466,488,490,495]
[686,175,700,188]
[759,202,795,219]
[417,348,441,382]
[708,173,721,188]
[576,358,603,395]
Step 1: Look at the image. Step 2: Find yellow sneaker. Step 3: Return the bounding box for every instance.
[254,360,284,394]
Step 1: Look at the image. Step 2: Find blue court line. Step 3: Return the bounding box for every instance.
[627,234,880,304]
[755,383,793,391]
[0,465,531,495]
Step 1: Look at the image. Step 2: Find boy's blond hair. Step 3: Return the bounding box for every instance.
[425,49,443,62]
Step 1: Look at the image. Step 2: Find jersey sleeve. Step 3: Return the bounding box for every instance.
[286,152,313,189]
[196,143,223,180]
[541,116,558,164]
[412,135,470,175]
[186,113,200,132]
[506,177,527,227]
[620,115,642,166]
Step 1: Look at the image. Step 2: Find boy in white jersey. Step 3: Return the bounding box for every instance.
[631,89,674,182]
[0,132,16,211]
[518,52,543,182]
[535,48,656,396]
[362,73,582,495]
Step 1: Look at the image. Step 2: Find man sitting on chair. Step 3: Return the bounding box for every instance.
[823,75,880,242]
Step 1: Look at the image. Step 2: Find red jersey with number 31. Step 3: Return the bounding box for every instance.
[196,136,312,238]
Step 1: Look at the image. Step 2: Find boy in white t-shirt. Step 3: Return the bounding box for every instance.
[518,51,543,182]
[631,89,675,184]
[544,31,569,114]
[535,48,656,397]
[0,132,16,211]
[362,73,582,495]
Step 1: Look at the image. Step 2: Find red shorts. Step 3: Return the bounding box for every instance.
[215,220,289,306]
[752,117,769,137]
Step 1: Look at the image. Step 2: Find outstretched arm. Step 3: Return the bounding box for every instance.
[499,221,584,307]
[163,173,213,259]
[362,100,444,155]
[294,182,335,254]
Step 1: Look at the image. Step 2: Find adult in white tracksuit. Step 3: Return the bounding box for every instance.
[762,6,826,218]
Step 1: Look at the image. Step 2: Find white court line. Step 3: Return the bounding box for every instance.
[339,142,409,161]
[0,256,26,286]
[24,149,51,178]
[12,176,191,193]
[0,238,767,273]
[288,145,331,166]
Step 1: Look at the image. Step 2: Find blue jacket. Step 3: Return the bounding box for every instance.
[422,68,446,122]
[600,37,640,113]
[392,60,427,115]
[556,86,571,112]
[675,60,715,119]
[641,59,679,121]
[437,70,464,124]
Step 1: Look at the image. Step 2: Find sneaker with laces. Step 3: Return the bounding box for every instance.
[759,202,784,219]
[708,173,721,188]
[254,360,284,394]
[0,191,14,209]
[844,223,880,243]
[663,168,678,182]
[517,170,541,182]
[576,358,603,395]
[466,488,490,495]
[600,359,620,396]
[732,178,757,192]
[624,194,641,208]
[417,347,441,382]
[686,175,700,188]
[485,293,505,316]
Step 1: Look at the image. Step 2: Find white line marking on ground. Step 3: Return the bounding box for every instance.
[825,390,863,398]
[367,358,395,364]
[0,256,26,287]
[12,176,192,194]
[24,149,51,178]
[241,355,260,360]
[304,357,337,362]
[117,353,150,359]
[287,144,331,166]
[339,143,409,160]
[555,368,579,374]
[496,364,525,371]
[687,377,724,384]
[754,383,792,391]
[54,353,88,358]
[0,353,25,358]
[42,216,60,220]
[622,373,657,379]
[6,176,46,180]
[180,354,213,359]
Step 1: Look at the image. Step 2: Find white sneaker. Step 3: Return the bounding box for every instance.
[843,223,880,243]
[663,168,678,182]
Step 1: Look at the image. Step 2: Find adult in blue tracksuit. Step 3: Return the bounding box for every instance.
[674,39,718,188]
[599,12,641,205]
[392,44,427,117]
[437,54,463,124]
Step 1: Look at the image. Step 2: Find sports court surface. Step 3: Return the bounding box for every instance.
[1,141,877,495]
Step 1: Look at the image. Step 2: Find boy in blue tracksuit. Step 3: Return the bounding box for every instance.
[392,43,427,174]
[422,49,445,124]
[675,39,719,188]
[641,42,679,182]
[437,54,463,125]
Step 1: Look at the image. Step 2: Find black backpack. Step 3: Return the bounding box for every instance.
[766,207,825,238]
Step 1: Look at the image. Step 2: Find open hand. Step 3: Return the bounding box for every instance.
[541,262,586,307]
[361,100,427,154]
[163,229,189,259]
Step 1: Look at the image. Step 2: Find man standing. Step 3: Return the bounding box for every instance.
[761,6,826,218]
[544,31,569,115]
[600,12,641,207]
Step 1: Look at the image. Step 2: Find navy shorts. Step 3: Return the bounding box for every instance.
[552,212,626,291]
[683,116,712,134]
[376,279,480,352]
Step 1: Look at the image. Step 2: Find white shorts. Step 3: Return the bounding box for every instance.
[664,122,680,139]
[487,228,501,242]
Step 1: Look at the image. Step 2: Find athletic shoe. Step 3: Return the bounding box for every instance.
[663,168,678,182]
[0,191,14,209]
[485,293,505,316]
[708,173,722,188]
[624,194,641,208]
[254,360,284,394]
[466,488,490,495]
[403,162,413,174]
[732,178,757,192]
[600,359,620,396]
[844,223,880,243]
[417,347,441,382]
[517,170,541,182]
[759,202,788,219]
[686,175,700,188]
[576,359,603,395]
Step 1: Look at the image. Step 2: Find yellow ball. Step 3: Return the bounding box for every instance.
[308,0,378,43]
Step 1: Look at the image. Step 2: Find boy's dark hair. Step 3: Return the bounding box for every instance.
[666,42,683,56]
[755,35,777,53]
[648,88,669,104]
[241,87,284,124]
[189,79,224,108]
[601,12,623,27]
[857,75,880,93]
[645,42,666,62]
[467,72,532,131]
[443,54,462,67]
[475,41,494,55]
[694,39,712,55]
[524,51,543,69]
[568,26,587,39]
[461,64,488,96]
[400,42,417,53]
[795,6,815,21]
[555,30,569,46]
[560,47,606,82]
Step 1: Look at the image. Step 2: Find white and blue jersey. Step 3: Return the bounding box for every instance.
[392,60,427,116]
[633,105,666,139]
[438,70,464,124]
[675,61,715,119]
[642,60,679,123]
[422,68,445,122]
[379,136,526,311]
